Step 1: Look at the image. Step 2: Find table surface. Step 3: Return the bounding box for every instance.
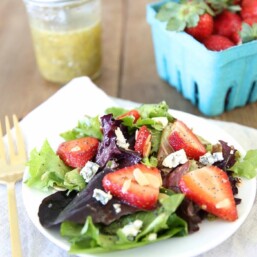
[1,0,257,129]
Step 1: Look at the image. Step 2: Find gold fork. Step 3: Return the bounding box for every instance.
[0,115,26,257]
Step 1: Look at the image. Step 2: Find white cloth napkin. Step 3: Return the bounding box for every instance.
[1,77,257,257]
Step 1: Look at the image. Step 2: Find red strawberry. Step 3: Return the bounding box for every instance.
[168,120,206,160]
[57,137,99,168]
[203,35,235,51]
[230,30,241,44]
[117,109,140,123]
[134,126,151,157]
[213,10,242,42]
[102,163,162,210]
[243,16,257,25]
[185,13,214,42]
[179,166,238,221]
[241,0,257,19]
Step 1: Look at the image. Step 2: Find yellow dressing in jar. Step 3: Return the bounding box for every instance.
[23,0,101,84]
[31,22,101,83]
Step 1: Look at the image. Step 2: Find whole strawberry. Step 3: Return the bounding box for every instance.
[203,35,235,51]
[185,13,214,42]
[243,16,257,25]
[156,0,214,42]
[214,10,242,43]
[241,0,257,19]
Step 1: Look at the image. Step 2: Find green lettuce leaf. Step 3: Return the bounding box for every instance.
[137,101,174,121]
[25,140,85,191]
[60,193,187,254]
[105,107,128,117]
[230,149,257,179]
[60,115,102,141]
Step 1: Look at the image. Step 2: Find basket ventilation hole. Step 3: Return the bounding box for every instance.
[224,87,233,111]
[177,70,182,93]
[162,57,170,82]
[246,81,256,104]
[194,82,199,106]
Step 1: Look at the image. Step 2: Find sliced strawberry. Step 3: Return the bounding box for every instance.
[102,163,162,210]
[168,120,206,160]
[203,35,235,51]
[179,166,238,221]
[57,137,99,168]
[117,109,140,123]
[134,125,152,157]
[185,13,214,42]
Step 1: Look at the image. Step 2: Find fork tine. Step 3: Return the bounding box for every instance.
[0,120,6,162]
[5,115,15,164]
[13,115,26,159]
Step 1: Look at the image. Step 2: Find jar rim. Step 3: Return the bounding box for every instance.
[23,0,94,7]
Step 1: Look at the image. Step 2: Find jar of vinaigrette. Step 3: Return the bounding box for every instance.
[23,0,101,84]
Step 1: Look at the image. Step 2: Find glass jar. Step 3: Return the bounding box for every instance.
[23,0,101,84]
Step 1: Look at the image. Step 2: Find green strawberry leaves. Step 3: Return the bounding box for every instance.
[156,0,213,31]
[240,23,257,43]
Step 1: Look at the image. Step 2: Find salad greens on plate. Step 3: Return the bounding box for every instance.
[24,101,257,254]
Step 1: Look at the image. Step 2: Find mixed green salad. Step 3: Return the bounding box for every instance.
[25,102,257,254]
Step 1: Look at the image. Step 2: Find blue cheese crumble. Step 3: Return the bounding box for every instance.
[93,189,112,205]
[121,220,143,237]
[199,152,224,166]
[113,203,121,213]
[162,149,188,168]
[80,161,99,182]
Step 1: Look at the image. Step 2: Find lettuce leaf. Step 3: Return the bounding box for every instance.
[25,140,85,191]
[60,115,102,141]
[60,193,187,254]
[137,101,174,121]
[230,149,257,179]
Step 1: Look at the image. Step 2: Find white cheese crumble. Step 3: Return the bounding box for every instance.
[80,161,100,183]
[199,152,224,166]
[152,117,169,129]
[199,152,214,165]
[148,233,157,241]
[121,220,143,237]
[113,203,121,214]
[93,189,112,205]
[115,127,129,149]
[213,152,224,162]
[162,149,188,168]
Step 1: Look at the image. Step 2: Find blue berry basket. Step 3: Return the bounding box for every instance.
[147,0,257,116]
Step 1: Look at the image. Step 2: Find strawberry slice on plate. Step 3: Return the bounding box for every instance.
[102,163,162,210]
[117,109,140,123]
[168,120,206,160]
[57,137,99,168]
[179,166,238,221]
[134,125,152,157]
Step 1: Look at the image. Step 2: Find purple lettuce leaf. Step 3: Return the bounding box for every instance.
[95,114,141,168]
[38,167,140,228]
[215,140,237,171]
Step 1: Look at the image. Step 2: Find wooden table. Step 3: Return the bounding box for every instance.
[1,0,257,129]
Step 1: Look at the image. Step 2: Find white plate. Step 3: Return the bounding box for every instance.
[22,110,256,257]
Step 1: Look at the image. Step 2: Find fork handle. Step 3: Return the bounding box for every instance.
[7,182,23,257]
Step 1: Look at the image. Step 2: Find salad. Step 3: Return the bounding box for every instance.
[25,102,257,254]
